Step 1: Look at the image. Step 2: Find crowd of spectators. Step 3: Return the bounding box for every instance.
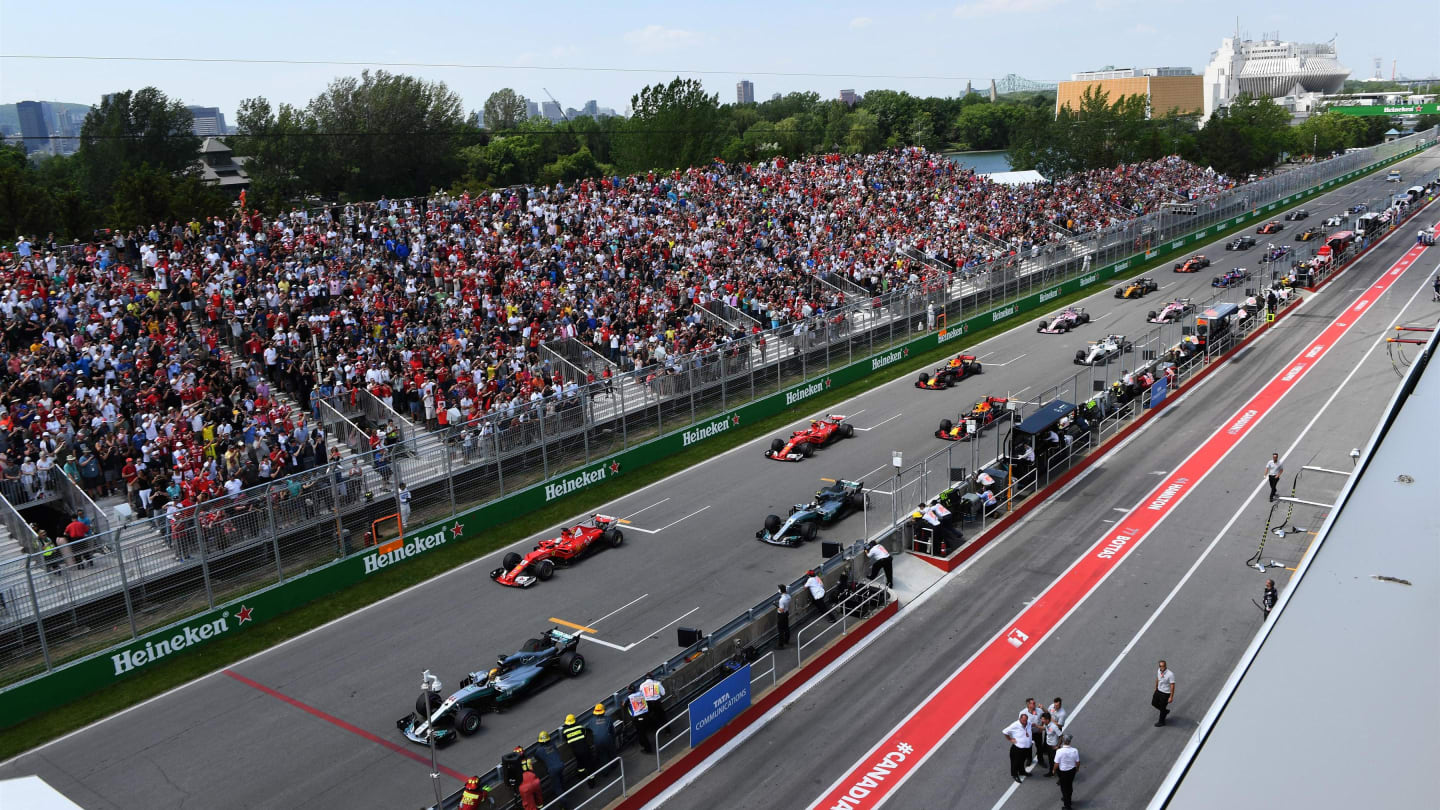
[0,147,1235,555]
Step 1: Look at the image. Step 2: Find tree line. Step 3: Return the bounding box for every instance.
[2,71,1432,242]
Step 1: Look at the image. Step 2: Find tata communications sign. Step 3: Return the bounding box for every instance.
[690,663,751,747]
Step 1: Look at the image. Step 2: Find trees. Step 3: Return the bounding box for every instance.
[1196,95,1291,176]
[614,77,723,172]
[483,89,528,132]
[306,70,469,199]
[77,88,198,201]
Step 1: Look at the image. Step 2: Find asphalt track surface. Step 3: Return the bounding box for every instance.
[2,151,1436,810]
[651,156,1440,809]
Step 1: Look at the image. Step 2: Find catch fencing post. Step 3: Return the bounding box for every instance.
[24,563,52,671]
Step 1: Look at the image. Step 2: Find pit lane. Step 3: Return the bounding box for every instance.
[641,157,1440,810]
[1,151,1435,810]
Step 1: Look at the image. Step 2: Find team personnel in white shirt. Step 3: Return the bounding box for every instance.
[1152,659,1176,726]
[1036,711,1061,774]
[775,585,791,648]
[1021,698,1043,768]
[1052,734,1080,809]
[1001,712,1032,783]
[865,540,893,587]
[1048,697,1067,730]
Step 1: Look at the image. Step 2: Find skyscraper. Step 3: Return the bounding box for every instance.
[737,80,755,105]
[839,89,858,106]
[526,100,541,119]
[186,106,228,137]
[541,101,563,122]
[16,101,50,155]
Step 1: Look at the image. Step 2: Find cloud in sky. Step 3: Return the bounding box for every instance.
[622,25,702,52]
[1130,22,1158,34]
[954,0,1068,18]
[850,16,873,29]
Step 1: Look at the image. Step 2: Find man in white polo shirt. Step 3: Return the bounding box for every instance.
[1001,711,1032,783]
[1052,734,1080,809]
[1152,659,1176,726]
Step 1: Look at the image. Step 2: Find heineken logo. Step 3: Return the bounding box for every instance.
[937,324,968,344]
[786,379,829,406]
[870,350,905,371]
[363,529,451,575]
[111,608,253,676]
[544,464,611,502]
[683,416,736,447]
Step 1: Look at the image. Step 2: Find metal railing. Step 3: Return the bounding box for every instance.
[0,131,1431,690]
[895,289,1294,554]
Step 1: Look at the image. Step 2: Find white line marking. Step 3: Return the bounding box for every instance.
[1010,386,1031,397]
[621,499,670,521]
[855,413,904,432]
[588,594,649,626]
[623,506,711,534]
[856,464,891,482]
[578,635,629,652]
[989,254,1436,810]
[1111,507,1129,512]
[985,354,1028,367]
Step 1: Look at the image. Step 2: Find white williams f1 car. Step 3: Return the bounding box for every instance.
[1074,334,1134,365]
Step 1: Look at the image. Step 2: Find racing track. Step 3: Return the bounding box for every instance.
[650,174,1440,806]
[2,150,1436,810]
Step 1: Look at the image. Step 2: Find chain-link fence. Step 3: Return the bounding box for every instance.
[0,132,1432,688]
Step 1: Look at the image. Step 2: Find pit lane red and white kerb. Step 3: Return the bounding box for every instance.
[808,230,1437,810]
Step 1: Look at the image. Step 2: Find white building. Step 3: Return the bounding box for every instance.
[1202,37,1349,121]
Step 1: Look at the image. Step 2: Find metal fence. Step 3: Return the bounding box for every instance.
[0,131,1432,688]
[426,536,893,809]
[890,274,1321,554]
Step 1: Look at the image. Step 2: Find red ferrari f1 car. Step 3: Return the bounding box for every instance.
[490,515,624,587]
[916,354,983,389]
[765,414,855,461]
[936,396,1010,440]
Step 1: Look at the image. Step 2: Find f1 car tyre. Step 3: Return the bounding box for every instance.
[502,552,523,570]
[799,522,818,542]
[1147,311,1157,321]
[559,651,585,677]
[455,708,482,736]
[969,362,982,374]
[918,372,931,385]
[603,527,624,548]
[849,492,866,510]
[770,438,785,454]
[1038,320,1047,331]
[534,559,555,581]
[1075,350,1086,363]
[417,691,442,718]
[798,442,814,457]
[840,422,855,439]
[939,418,953,433]
[764,514,782,534]
[1080,313,1092,323]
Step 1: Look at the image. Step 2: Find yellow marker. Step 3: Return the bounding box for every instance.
[618,519,632,524]
[548,617,598,634]
[820,477,837,482]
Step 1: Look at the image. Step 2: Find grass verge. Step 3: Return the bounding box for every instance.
[0,150,1417,761]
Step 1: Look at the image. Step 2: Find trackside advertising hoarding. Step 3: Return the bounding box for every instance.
[0,141,1429,730]
[690,663,751,748]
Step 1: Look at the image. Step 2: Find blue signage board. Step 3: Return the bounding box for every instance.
[689,663,751,747]
[1149,376,1169,408]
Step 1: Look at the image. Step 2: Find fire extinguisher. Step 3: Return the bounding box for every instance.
[940,537,948,555]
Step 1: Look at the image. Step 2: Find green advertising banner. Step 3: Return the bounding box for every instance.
[1,140,1430,730]
[1330,103,1440,117]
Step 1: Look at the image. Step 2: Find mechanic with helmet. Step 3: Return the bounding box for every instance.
[585,703,617,765]
[517,755,544,810]
[458,776,492,809]
[533,730,569,792]
[561,712,595,780]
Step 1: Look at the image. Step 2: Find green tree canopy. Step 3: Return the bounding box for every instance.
[483,89,528,132]
[77,87,198,200]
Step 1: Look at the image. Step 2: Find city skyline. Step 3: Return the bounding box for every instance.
[1,1,1435,127]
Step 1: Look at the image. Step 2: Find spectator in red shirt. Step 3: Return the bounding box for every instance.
[64,513,92,569]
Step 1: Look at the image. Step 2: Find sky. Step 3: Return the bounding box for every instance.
[1,0,1436,122]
